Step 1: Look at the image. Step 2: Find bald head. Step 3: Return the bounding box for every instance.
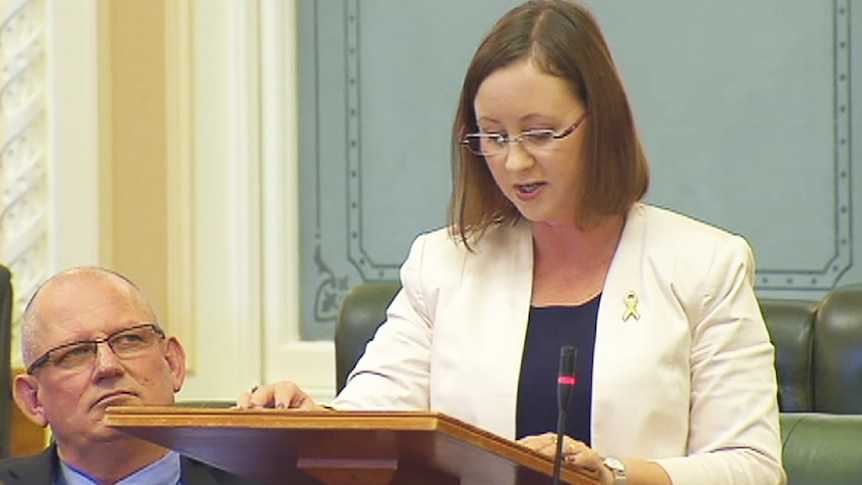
[21,266,158,367]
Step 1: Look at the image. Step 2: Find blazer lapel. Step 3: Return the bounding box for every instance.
[591,203,648,452]
[471,220,534,439]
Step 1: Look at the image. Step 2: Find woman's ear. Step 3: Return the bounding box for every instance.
[13,374,48,428]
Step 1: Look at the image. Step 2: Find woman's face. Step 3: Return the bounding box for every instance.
[473,59,587,227]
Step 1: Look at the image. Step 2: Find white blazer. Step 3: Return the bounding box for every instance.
[333,203,786,485]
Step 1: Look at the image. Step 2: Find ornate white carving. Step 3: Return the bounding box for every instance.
[0,0,47,368]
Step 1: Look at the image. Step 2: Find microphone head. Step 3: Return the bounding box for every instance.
[558,345,578,382]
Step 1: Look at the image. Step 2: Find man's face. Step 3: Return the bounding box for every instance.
[15,275,186,448]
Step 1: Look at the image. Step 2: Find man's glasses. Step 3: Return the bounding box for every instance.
[461,113,587,157]
[26,323,166,374]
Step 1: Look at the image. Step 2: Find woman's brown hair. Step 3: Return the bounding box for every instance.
[448,0,649,248]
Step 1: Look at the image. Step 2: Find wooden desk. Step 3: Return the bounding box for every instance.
[105,407,598,485]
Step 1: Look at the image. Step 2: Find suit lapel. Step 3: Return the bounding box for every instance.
[181,456,218,485]
[0,445,59,484]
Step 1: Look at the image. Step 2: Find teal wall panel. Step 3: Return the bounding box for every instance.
[298,0,859,338]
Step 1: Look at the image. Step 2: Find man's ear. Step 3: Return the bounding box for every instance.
[13,374,48,428]
[164,337,187,393]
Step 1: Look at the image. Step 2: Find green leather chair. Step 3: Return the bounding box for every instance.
[334,282,400,393]
[780,413,862,485]
[0,265,13,459]
[761,284,862,413]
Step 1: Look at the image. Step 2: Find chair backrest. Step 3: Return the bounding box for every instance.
[0,265,13,459]
[759,298,818,412]
[761,283,862,414]
[334,281,400,393]
[334,281,862,413]
[811,284,862,413]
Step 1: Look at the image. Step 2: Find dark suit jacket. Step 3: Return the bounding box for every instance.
[0,445,264,485]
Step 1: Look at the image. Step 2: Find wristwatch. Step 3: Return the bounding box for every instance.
[602,456,627,485]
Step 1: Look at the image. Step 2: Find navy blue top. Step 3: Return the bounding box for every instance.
[515,296,600,445]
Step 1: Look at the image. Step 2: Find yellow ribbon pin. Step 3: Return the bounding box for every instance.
[622,291,640,322]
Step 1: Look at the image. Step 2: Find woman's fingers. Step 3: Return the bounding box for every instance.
[235,381,322,410]
[516,432,611,482]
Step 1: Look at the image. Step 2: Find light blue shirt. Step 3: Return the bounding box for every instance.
[57,450,182,485]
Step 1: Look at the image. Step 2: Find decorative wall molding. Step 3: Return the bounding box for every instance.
[344,1,403,283]
[0,0,48,368]
[1,0,105,366]
[756,0,853,291]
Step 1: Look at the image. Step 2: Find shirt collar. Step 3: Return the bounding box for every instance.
[58,450,182,485]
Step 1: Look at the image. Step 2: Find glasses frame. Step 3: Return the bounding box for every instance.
[26,323,166,375]
[461,113,588,157]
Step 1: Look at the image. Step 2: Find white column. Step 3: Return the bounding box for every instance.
[259,0,334,402]
[178,0,263,399]
[45,0,102,268]
[182,0,334,401]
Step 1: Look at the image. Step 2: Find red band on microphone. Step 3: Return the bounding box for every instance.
[557,376,577,386]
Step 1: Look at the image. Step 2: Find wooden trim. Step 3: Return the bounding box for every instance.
[105,407,599,485]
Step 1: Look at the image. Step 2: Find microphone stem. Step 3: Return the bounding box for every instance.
[552,409,567,485]
[553,345,577,485]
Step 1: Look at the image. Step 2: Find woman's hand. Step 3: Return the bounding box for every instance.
[236,381,323,410]
[517,432,613,485]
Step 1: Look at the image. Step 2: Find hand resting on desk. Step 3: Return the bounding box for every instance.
[237,381,322,410]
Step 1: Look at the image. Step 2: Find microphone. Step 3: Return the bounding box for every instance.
[552,345,578,485]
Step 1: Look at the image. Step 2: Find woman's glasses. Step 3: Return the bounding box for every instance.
[461,113,587,157]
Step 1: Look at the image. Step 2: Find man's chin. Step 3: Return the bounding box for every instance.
[94,393,141,411]
[93,425,128,442]
[57,423,128,451]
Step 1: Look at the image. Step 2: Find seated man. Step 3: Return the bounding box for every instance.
[0,267,259,485]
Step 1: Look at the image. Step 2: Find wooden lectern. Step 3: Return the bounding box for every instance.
[105,407,598,485]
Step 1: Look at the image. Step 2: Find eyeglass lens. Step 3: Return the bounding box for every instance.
[49,325,162,370]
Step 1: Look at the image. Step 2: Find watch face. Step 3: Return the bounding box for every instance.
[603,456,627,484]
[603,456,626,473]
